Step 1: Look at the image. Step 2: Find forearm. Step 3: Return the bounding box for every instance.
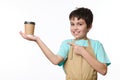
[35,37,62,65]
[81,50,107,75]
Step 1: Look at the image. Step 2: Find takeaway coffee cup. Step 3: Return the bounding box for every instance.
[24,21,35,36]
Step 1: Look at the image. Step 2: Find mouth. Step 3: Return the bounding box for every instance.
[72,31,80,35]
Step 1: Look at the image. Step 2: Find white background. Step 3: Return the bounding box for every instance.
[0,0,119,80]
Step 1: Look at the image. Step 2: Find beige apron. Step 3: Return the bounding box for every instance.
[64,39,97,80]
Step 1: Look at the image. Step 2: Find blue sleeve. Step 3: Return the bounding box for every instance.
[57,40,70,66]
[96,42,111,66]
[57,40,69,59]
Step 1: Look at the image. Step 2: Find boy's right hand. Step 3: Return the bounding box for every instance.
[19,31,37,41]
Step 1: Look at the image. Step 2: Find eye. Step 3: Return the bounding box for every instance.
[70,23,74,26]
[77,23,82,26]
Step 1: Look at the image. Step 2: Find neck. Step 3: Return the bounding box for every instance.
[75,37,88,40]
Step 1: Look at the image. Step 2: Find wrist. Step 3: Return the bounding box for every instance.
[80,47,87,56]
[33,36,39,42]
[35,36,42,43]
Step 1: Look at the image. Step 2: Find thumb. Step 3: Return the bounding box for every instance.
[67,42,76,46]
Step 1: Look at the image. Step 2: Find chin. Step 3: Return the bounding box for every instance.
[74,36,85,40]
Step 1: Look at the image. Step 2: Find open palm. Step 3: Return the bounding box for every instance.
[19,31,37,41]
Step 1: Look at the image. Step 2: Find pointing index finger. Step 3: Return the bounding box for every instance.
[67,42,75,46]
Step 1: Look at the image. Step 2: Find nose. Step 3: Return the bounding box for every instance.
[74,25,79,29]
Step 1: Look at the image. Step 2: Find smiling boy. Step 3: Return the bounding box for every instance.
[20,7,111,80]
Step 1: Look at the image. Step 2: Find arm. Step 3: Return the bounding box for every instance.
[81,49,107,75]
[35,37,64,65]
[68,42,107,75]
[19,31,64,65]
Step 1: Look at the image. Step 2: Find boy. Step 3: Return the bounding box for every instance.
[20,7,111,80]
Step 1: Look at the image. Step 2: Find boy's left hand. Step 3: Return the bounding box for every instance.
[68,42,86,56]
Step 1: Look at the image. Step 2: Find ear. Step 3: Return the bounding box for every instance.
[87,24,92,32]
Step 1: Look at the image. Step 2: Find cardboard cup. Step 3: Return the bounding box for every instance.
[24,21,35,36]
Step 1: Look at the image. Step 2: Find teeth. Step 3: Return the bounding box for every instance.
[75,32,78,34]
[74,31,80,35]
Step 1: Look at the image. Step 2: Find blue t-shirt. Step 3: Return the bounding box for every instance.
[57,39,111,66]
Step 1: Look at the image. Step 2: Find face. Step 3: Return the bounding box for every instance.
[70,17,91,40]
